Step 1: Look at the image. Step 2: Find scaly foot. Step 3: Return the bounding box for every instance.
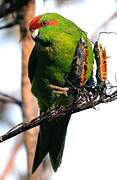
[48,84,69,96]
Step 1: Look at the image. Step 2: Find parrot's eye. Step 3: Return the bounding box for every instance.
[31,29,39,39]
[41,21,47,26]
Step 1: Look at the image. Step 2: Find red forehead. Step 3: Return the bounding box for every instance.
[29,15,58,31]
[47,20,58,26]
[29,15,42,30]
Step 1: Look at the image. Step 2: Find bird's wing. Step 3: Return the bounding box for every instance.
[28,45,38,83]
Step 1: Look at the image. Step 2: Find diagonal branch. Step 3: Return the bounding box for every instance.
[91,11,117,40]
[0,87,117,143]
[0,91,22,107]
[0,139,22,180]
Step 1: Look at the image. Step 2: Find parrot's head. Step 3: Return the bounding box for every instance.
[29,13,74,45]
[29,13,59,30]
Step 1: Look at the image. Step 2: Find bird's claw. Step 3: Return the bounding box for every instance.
[48,84,69,96]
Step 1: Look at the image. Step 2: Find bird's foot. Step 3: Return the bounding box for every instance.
[96,82,109,102]
[48,84,69,96]
[79,87,97,109]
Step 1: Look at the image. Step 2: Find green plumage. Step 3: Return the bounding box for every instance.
[28,13,94,173]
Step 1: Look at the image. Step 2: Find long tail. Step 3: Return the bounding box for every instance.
[32,114,71,173]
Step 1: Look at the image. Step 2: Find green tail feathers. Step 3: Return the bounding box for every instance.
[32,114,71,173]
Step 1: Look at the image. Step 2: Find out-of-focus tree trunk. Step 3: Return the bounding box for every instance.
[21,0,42,179]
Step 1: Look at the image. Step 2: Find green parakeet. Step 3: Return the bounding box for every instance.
[28,13,94,173]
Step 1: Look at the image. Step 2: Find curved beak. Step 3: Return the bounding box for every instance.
[29,15,42,31]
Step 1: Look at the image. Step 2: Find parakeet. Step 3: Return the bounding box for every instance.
[28,13,94,173]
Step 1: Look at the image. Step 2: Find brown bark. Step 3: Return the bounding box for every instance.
[21,0,41,179]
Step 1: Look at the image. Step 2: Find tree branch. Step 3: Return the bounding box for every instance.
[0,139,22,180]
[0,86,117,143]
[0,91,22,107]
[91,11,117,40]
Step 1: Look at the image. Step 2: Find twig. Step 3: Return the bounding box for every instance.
[91,11,117,40]
[0,87,117,143]
[0,139,22,180]
[0,91,22,107]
